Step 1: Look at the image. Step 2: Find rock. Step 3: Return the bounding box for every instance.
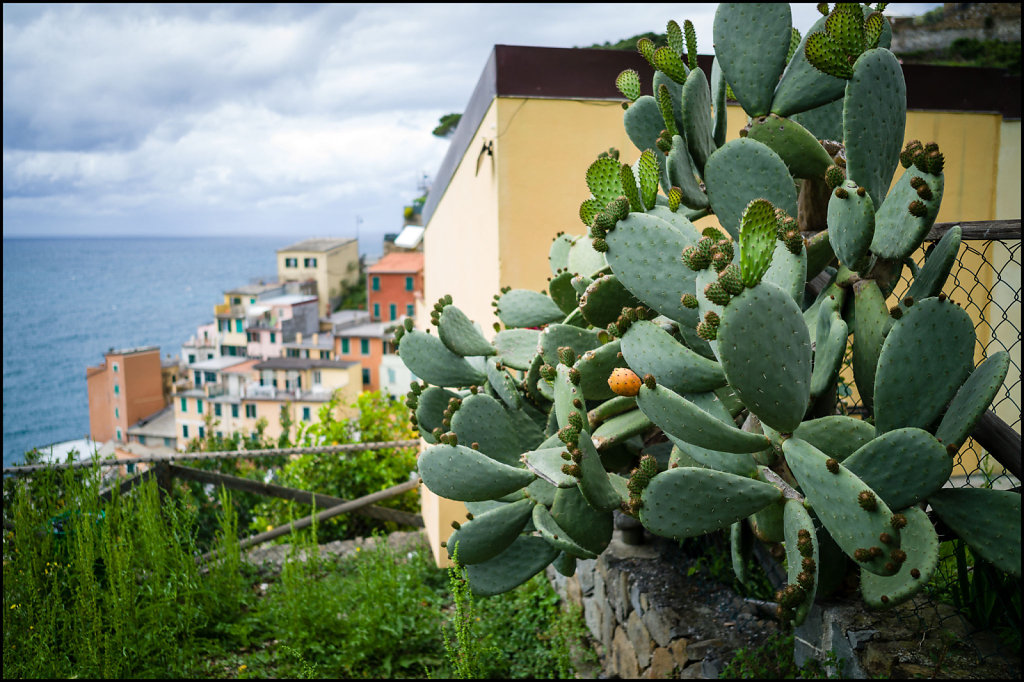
[578,557,597,596]
[643,646,677,679]
[685,638,724,663]
[669,638,690,669]
[678,661,706,678]
[566,574,582,607]
[626,610,654,668]
[630,580,646,617]
[611,625,641,679]
[642,604,682,648]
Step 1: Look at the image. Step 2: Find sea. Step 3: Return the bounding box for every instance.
[1,236,319,468]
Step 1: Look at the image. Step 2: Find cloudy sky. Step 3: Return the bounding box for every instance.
[3,3,939,253]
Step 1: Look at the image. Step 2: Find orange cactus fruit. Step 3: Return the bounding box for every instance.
[608,367,642,397]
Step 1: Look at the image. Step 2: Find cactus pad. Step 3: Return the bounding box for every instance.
[873,296,974,434]
[637,384,771,453]
[438,303,496,357]
[928,488,1021,578]
[843,428,952,510]
[717,282,812,432]
[492,328,540,371]
[713,3,792,117]
[398,329,486,388]
[827,179,875,272]
[738,199,779,287]
[532,503,599,559]
[793,415,875,461]
[843,48,905,210]
[935,351,1010,449]
[621,319,728,393]
[783,499,819,625]
[452,393,532,467]
[869,169,944,261]
[783,437,900,576]
[745,114,833,179]
[465,535,559,596]
[495,289,566,329]
[860,505,939,609]
[446,498,535,564]
[681,67,717,175]
[640,467,783,539]
[704,138,798,239]
[418,443,535,502]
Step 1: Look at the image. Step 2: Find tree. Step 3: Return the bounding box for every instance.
[432,113,462,138]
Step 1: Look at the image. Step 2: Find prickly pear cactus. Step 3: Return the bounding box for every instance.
[399,3,1020,621]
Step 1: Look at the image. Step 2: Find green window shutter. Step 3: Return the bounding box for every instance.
[361,339,370,355]
[342,338,350,353]
[405,276,413,291]
[389,304,396,320]
[181,397,187,412]
[406,304,414,316]
[372,276,380,291]
[197,399,203,414]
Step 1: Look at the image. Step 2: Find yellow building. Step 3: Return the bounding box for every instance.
[418,45,1021,566]
[277,238,360,318]
[174,357,361,447]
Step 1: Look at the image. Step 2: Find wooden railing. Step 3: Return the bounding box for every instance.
[3,440,424,560]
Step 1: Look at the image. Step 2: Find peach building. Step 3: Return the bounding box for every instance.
[366,252,424,323]
[86,346,167,444]
[333,319,398,393]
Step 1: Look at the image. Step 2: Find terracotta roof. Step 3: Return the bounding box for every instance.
[367,251,424,274]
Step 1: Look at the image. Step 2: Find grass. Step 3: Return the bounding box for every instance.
[2,464,594,679]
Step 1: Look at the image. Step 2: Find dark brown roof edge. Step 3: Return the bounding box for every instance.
[423,45,1020,226]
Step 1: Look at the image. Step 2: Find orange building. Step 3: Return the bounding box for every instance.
[366,252,424,322]
[86,346,166,444]
[333,320,398,393]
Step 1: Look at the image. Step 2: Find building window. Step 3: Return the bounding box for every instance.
[231,297,241,305]
[362,368,371,385]
[112,362,119,373]
[371,276,380,291]
[406,304,414,317]
[138,435,146,445]
[389,303,396,320]
[245,404,256,418]
[197,398,203,414]
[127,462,136,475]
[194,370,202,385]
[188,354,196,363]
[235,319,243,333]
[285,257,298,268]
[182,425,189,439]
[199,426,205,439]
[250,298,256,304]
[321,350,331,359]
[180,397,187,412]
[270,332,276,343]
[302,407,311,421]
[373,303,380,318]
[304,257,317,267]
[405,276,414,291]
[287,348,300,358]
[361,339,370,355]
[341,338,350,353]
[114,384,120,395]
[205,371,216,383]
[387,368,396,383]
[114,407,120,419]
[312,370,322,384]
[382,340,388,353]
[164,437,173,447]
[116,427,122,441]
[231,404,239,418]
[214,403,222,417]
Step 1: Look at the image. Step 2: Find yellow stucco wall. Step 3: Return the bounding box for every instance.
[420,101,502,332]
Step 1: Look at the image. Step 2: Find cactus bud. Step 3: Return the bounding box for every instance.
[681,293,699,309]
[916,184,933,200]
[879,532,893,545]
[925,150,944,176]
[540,364,556,382]
[869,546,884,558]
[557,346,577,366]
[854,548,871,562]
[834,187,849,199]
[908,200,927,217]
[889,305,903,319]
[826,458,840,474]
[900,140,923,168]
[696,320,717,341]
[558,425,580,445]
[451,520,461,530]
[910,568,921,579]
[890,513,908,530]
[568,367,581,385]
[668,186,683,212]
[858,490,878,511]
[608,196,630,221]
[567,411,584,431]
[404,317,414,332]
[890,549,907,564]
[802,557,816,572]
[704,280,732,306]
[562,463,582,478]
[643,373,656,390]
[824,164,845,189]
[592,237,609,252]
[797,571,815,590]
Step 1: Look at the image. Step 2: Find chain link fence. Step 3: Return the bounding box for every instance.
[836,224,1021,669]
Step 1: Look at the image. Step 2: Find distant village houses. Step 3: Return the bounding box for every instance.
[86,232,424,467]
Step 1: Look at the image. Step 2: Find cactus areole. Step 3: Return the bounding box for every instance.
[400,4,1020,623]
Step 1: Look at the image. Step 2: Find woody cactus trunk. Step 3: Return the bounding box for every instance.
[398,3,1020,623]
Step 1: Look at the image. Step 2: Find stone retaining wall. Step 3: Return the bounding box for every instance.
[547,532,779,679]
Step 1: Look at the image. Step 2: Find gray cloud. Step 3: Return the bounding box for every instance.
[3,3,940,247]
